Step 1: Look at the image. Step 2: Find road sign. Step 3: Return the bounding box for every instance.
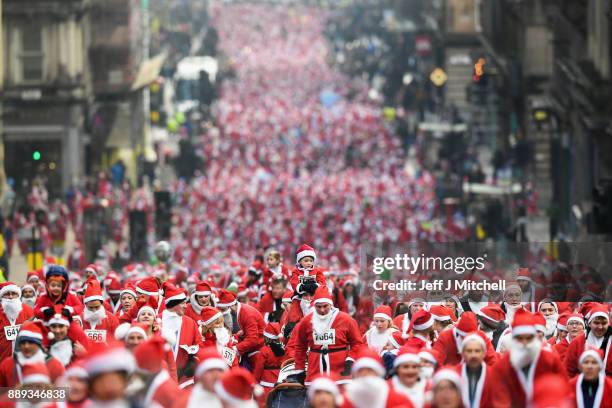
[430,68,448,87]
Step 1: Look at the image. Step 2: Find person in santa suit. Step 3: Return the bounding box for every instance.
[289,244,327,297]
[500,283,526,326]
[533,312,553,350]
[185,281,215,322]
[45,305,90,367]
[418,349,441,381]
[403,310,436,349]
[133,335,181,408]
[160,284,201,382]
[34,265,83,318]
[549,312,570,346]
[198,306,239,368]
[456,333,494,408]
[257,277,291,323]
[117,283,138,317]
[344,349,414,408]
[214,367,262,408]
[103,273,122,314]
[0,321,65,387]
[214,289,265,369]
[0,282,34,361]
[80,278,119,344]
[26,269,44,294]
[569,349,612,408]
[426,368,465,408]
[308,374,345,408]
[475,304,507,351]
[171,348,227,408]
[252,322,286,403]
[537,300,559,340]
[20,283,38,309]
[289,286,363,385]
[9,363,64,407]
[263,248,291,289]
[84,343,138,407]
[241,260,265,302]
[392,300,429,341]
[279,291,313,342]
[363,305,398,353]
[458,278,489,315]
[516,268,537,311]
[60,363,90,407]
[119,276,162,324]
[554,313,585,361]
[430,305,456,336]
[390,347,428,408]
[489,308,567,407]
[565,305,612,377]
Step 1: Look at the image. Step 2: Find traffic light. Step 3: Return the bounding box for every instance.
[32,150,41,161]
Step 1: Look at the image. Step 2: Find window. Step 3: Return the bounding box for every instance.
[19,24,43,81]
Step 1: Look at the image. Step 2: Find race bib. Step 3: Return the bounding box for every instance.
[222,346,237,366]
[84,329,107,343]
[313,329,336,346]
[4,325,21,341]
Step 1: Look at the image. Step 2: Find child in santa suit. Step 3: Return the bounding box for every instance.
[80,279,120,344]
[363,305,397,354]
[289,286,363,385]
[198,306,239,368]
[252,322,286,404]
[34,265,83,318]
[289,244,327,297]
[569,349,612,408]
[263,249,291,289]
[45,305,90,367]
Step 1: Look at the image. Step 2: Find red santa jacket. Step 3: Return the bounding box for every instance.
[0,305,34,361]
[456,362,495,408]
[569,373,612,408]
[235,302,266,357]
[200,331,239,368]
[432,328,498,366]
[343,381,415,408]
[163,314,201,379]
[263,263,290,289]
[289,266,326,295]
[252,345,284,387]
[293,308,363,384]
[0,355,65,387]
[184,303,202,323]
[552,336,571,362]
[257,292,286,323]
[489,347,567,407]
[34,292,83,318]
[564,331,612,377]
[142,369,181,408]
[81,312,120,344]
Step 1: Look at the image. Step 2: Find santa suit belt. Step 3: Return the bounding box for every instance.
[310,347,348,355]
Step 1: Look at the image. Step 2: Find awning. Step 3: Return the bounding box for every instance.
[131,53,166,91]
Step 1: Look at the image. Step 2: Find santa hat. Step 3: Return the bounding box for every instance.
[587,304,610,324]
[83,279,104,304]
[418,349,441,367]
[351,349,385,377]
[579,348,604,368]
[537,300,558,314]
[477,304,506,324]
[407,295,427,309]
[264,322,281,340]
[115,322,149,341]
[64,362,88,379]
[566,313,585,328]
[163,284,187,307]
[136,305,156,320]
[193,281,213,297]
[307,374,343,406]
[120,283,138,299]
[44,305,71,328]
[27,270,42,282]
[296,244,316,264]
[21,283,37,295]
[430,305,456,322]
[17,320,45,346]
[532,374,571,408]
[200,306,223,327]
[134,335,169,374]
[512,308,536,336]
[432,367,462,389]
[409,310,434,332]
[214,367,262,408]
[0,282,21,298]
[454,312,478,337]
[195,348,228,378]
[533,312,547,333]
[459,332,487,353]
[248,261,263,276]
[216,289,237,308]
[389,331,406,349]
[237,284,248,298]
[21,363,50,385]
[516,267,532,282]
[373,305,393,321]
[136,277,160,297]
[104,274,122,295]
[556,313,569,331]
[312,286,333,306]
[84,264,98,276]
[393,347,421,368]
[85,343,136,377]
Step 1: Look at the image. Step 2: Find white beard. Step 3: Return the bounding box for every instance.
[504,303,522,324]
[214,327,230,347]
[16,349,45,365]
[22,297,36,308]
[366,328,391,353]
[84,307,106,326]
[420,366,434,380]
[50,339,74,366]
[162,310,182,346]
[346,376,390,408]
[545,314,558,337]
[2,298,23,322]
[312,309,335,335]
[300,299,313,316]
[509,338,541,369]
[222,309,233,331]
